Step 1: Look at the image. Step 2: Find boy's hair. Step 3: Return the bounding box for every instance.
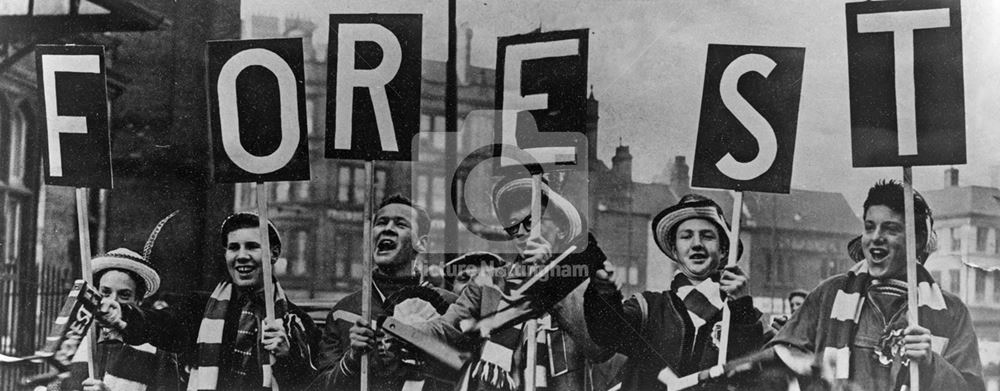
[378,194,431,237]
[863,180,934,260]
[219,212,282,257]
[787,289,808,302]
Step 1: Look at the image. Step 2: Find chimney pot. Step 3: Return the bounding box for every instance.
[945,167,959,187]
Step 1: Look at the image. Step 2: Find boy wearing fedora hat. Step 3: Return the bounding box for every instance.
[99,212,321,391]
[767,181,984,390]
[584,193,771,391]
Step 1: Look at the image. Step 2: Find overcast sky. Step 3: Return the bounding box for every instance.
[244,0,1000,210]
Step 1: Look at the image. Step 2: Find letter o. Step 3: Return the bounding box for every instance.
[217,48,300,174]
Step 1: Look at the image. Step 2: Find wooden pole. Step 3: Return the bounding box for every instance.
[902,167,920,391]
[718,190,743,365]
[523,175,543,391]
[444,0,458,263]
[255,183,278,388]
[361,161,375,391]
[75,187,96,378]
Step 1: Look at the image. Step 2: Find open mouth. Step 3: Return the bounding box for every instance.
[234,265,257,275]
[376,237,398,254]
[688,253,708,261]
[868,248,889,261]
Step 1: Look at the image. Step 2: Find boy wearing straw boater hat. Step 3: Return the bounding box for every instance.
[413,175,612,391]
[767,181,984,390]
[584,194,771,391]
[66,212,185,391]
[98,212,321,391]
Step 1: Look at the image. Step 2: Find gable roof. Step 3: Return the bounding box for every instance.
[741,190,860,235]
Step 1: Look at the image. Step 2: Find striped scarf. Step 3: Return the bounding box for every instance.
[822,262,947,386]
[104,343,167,391]
[468,270,565,391]
[188,282,290,391]
[73,335,168,391]
[672,272,725,333]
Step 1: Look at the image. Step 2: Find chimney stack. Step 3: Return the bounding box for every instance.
[944,167,959,187]
[671,155,690,191]
[612,143,633,182]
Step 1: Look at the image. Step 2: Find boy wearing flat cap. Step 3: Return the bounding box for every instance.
[99,212,320,391]
[584,194,770,391]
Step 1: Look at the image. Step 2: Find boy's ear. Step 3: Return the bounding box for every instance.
[414,234,429,253]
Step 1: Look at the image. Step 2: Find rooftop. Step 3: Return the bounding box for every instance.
[923,185,1000,219]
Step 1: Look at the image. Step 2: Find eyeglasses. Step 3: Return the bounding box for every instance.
[503,216,533,237]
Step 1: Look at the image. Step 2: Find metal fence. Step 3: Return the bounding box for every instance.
[0,262,74,390]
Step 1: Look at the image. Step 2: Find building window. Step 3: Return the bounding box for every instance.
[456,118,466,152]
[949,269,960,294]
[333,231,363,285]
[432,132,445,151]
[375,170,387,204]
[950,227,961,252]
[273,182,290,203]
[291,231,308,276]
[295,181,310,201]
[433,115,445,132]
[334,233,350,279]
[305,100,315,135]
[420,114,431,132]
[338,166,351,202]
[432,115,446,150]
[975,268,986,302]
[1,103,34,267]
[931,271,942,284]
[776,257,786,284]
[353,167,366,204]
[7,106,25,187]
[994,272,1000,303]
[416,175,428,209]
[995,228,1000,255]
[976,227,988,253]
[431,176,445,213]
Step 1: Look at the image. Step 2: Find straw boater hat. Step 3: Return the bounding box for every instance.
[92,248,160,299]
[91,210,178,299]
[491,177,583,240]
[651,194,743,267]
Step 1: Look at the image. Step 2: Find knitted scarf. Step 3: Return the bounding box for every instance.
[104,342,166,391]
[672,272,725,333]
[188,281,291,391]
[468,270,566,391]
[73,335,167,391]
[822,262,947,387]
